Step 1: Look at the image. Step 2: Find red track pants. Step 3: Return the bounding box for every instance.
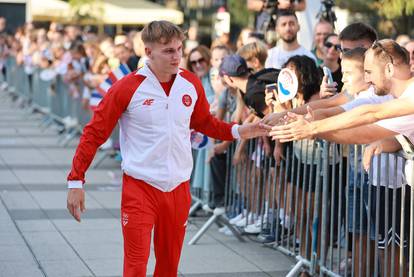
[121,174,191,277]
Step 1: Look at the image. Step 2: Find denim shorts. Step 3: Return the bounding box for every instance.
[347,168,375,239]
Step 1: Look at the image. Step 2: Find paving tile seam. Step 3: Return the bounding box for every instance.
[0,111,99,277]
[0,165,116,170]
[26,128,123,221]
[178,272,288,277]
[189,220,288,275]
[0,184,121,191]
[7,119,117,224]
[9,208,120,220]
[188,220,270,273]
[0,172,100,276]
[28,133,119,192]
[85,190,121,219]
[0,145,73,149]
[17,119,125,221]
[0,134,66,138]
[0,195,48,277]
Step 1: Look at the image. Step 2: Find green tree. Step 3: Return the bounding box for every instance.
[227,0,251,28]
[335,0,414,36]
[63,0,103,23]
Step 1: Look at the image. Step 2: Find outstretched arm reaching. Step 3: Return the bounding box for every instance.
[306,97,414,136]
[262,92,349,126]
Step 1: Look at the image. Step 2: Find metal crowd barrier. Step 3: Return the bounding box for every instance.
[3,57,87,132]
[192,135,413,277]
[1,57,118,167]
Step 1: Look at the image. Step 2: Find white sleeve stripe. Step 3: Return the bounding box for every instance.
[231,124,240,139]
[68,180,83,189]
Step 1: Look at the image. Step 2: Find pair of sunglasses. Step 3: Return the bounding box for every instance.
[372,40,394,64]
[324,42,341,51]
[190,57,206,66]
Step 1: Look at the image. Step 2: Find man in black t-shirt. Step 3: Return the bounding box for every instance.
[220,54,280,118]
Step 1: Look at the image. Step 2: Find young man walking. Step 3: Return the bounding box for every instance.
[66,21,267,277]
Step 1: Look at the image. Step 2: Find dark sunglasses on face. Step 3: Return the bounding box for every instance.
[190,57,206,66]
[324,42,341,51]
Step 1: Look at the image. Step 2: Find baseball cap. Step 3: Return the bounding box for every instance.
[219,54,250,77]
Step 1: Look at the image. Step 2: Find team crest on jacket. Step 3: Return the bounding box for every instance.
[182,94,192,107]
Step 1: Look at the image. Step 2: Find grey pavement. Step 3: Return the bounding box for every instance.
[0,92,294,277]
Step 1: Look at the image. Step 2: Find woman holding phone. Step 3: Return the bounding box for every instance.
[319,33,343,98]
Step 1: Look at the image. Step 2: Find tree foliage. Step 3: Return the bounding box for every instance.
[66,0,104,23]
[336,0,414,18]
[227,0,250,28]
[335,0,414,36]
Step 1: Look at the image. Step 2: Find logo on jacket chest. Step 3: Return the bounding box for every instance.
[142,99,155,106]
[182,94,192,107]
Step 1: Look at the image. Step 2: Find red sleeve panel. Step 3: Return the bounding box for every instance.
[67,73,146,183]
[180,70,235,141]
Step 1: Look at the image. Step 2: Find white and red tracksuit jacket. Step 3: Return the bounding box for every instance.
[67,64,239,192]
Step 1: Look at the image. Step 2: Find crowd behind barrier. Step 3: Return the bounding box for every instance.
[225,139,413,276]
[2,60,414,276]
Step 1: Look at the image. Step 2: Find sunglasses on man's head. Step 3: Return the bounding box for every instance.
[190,57,206,66]
[324,42,341,51]
[372,40,394,64]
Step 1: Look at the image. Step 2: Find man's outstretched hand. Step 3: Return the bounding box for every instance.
[269,106,316,142]
[261,111,287,126]
[67,188,86,222]
[238,121,272,140]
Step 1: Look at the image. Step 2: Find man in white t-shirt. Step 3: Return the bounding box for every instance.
[268,39,413,277]
[269,39,414,192]
[269,39,414,145]
[268,40,414,188]
[262,22,380,126]
[298,47,393,121]
[265,9,316,69]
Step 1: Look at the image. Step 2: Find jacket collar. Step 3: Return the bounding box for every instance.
[136,62,183,82]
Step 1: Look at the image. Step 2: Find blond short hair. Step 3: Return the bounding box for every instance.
[237,41,268,66]
[141,20,185,45]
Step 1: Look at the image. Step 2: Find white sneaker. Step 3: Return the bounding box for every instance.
[63,116,78,129]
[244,222,261,234]
[280,215,294,229]
[229,213,244,225]
[0,83,8,91]
[256,217,269,227]
[235,212,255,227]
[202,204,214,213]
[213,207,225,215]
[219,226,229,233]
[223,228,235,236]
[235,216,248,227]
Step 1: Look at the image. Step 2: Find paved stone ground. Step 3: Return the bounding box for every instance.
[0,90,294,277]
